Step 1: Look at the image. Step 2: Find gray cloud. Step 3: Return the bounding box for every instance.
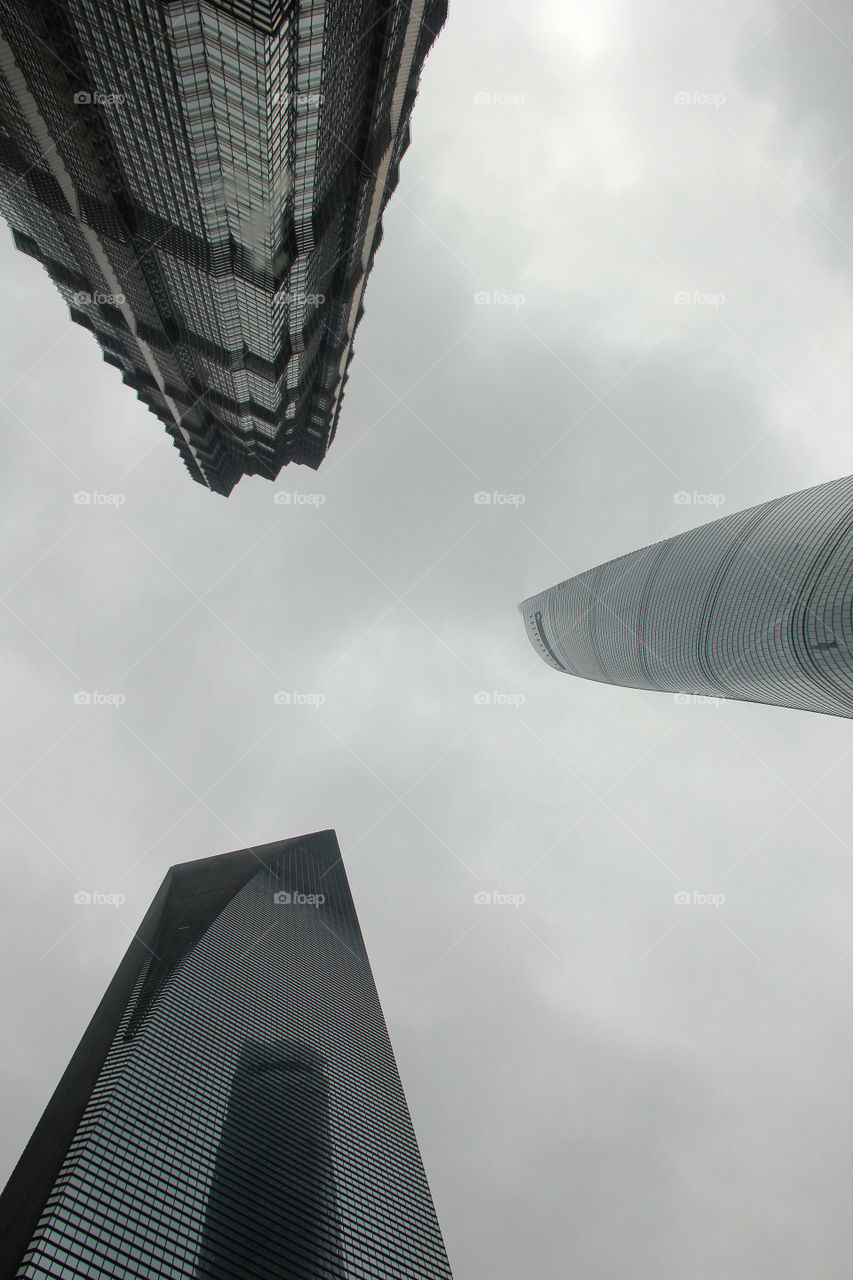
[2,1,853,1276]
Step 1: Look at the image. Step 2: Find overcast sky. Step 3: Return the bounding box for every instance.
[2,1,853,1276]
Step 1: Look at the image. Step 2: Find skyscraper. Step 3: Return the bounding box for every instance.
[0,831,454,1279]
[0,0,446,494]
[520,474,853,718]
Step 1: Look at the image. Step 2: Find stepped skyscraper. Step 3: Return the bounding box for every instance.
[0,831,454,1279]
[0,0,445,493]
[520,475,853,718]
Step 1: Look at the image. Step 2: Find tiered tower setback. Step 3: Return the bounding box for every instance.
[0,0,446,493]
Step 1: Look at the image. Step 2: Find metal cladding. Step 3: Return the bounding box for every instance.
[0,0,446,494]
[0,832,455,1279]
[520,474,853,718]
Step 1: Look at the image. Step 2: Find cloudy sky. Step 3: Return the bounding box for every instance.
[2,0,853,1275]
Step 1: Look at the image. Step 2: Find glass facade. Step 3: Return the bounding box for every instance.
[0,832,454,1278]
[0,0,446,493]
[520,474,853,718]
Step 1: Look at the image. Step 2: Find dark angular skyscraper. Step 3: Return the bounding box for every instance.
[0,0,446,494]
[520,474,853,718]
[0,831,454,1279]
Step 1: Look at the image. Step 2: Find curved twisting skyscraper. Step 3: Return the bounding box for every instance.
[0,832,454,1279]
[520,475,853,718]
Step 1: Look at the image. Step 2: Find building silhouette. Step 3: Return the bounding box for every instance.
[0,832,454,1279]
[0,0,446,494]
[196,1040,345,1279]
[520,474,853,717]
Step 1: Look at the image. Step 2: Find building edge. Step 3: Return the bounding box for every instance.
[0,829,338,1279]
